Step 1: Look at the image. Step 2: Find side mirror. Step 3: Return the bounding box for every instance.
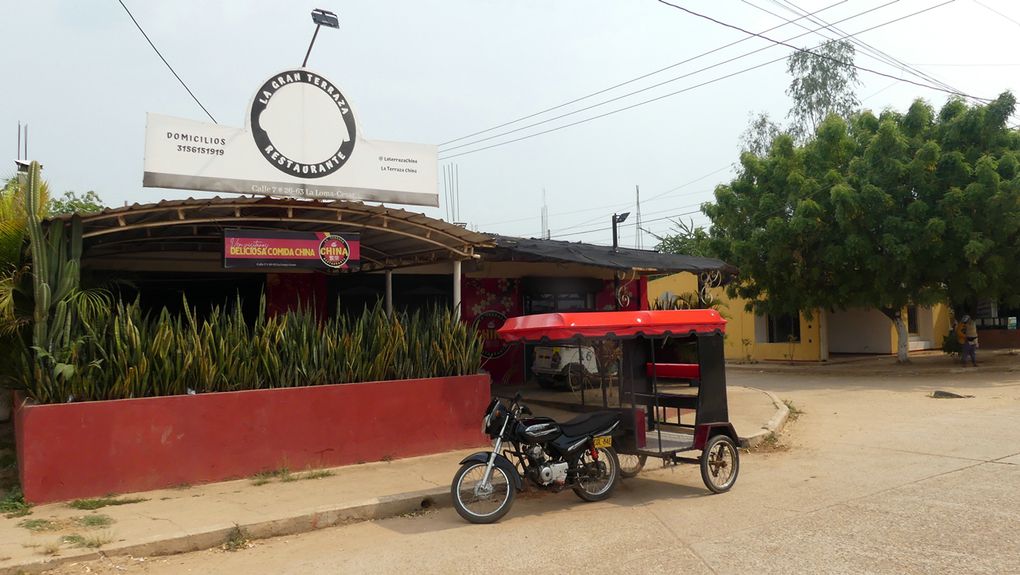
[514,391,522,403]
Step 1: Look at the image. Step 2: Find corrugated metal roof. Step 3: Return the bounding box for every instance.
[47,196,492,271]
[483,235,737,275]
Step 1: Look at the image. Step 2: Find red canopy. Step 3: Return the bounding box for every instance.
[497,310,726,343]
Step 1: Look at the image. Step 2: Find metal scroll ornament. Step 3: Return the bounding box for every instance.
[699,270,723,305]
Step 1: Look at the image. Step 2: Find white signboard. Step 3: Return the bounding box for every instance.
[143,69,438,207]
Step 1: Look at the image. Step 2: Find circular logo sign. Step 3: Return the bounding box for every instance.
[474,310,510,360]
[250,69,357,179]
[318,234,351,269]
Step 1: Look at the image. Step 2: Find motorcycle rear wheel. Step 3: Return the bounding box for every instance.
[452,462,515,524]
[572,447,620,502]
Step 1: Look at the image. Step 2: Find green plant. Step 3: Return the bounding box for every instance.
[783,400,803,421]
[300,469,334,480]
[73,514,113,528]
[222,524,250,552]
[942,331,961,356]
[18,518,59,532]
[67,496,147,510]
[1,486,32,518]
[15,296,482,404]
[250,467,291,486]
[740,337,753,362]
[62,532,111,549]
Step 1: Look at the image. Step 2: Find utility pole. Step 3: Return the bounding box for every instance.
[634,185,643,249]
[541,189,550,239]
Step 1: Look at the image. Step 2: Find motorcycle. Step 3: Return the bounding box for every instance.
[451,393,622,524]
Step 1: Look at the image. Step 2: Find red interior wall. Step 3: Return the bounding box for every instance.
[16,375,489,503]
[266,272,327,318]
[462,278,524,386]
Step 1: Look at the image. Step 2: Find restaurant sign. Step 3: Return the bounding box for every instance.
[144,68,438,207]
[224,230,360,270]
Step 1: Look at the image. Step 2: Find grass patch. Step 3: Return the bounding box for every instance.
[250,467,291,486]
[783,400,803,421]
[74,514,114,529]
[750,432,789,453]
[1,486,32,518]
[251,467,334,485]
[68,496,147,510]
[222,524,251,552]
[18,518,60,532]
[62,532,112,549]
[301,469,334,480]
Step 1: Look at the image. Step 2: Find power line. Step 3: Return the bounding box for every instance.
[550,207,705,239]
[971,0,1020,29]
[438,55,782,161]
[115,0,218,123]
[439,0,967,161]
[438,0,850,148]
[440,1,900,156]
[656,0,988,101]
[762,0,966,98]
[488,163,732,233]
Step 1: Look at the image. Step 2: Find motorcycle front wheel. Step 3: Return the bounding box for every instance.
[451,462,516,524]
[572,447,620,502]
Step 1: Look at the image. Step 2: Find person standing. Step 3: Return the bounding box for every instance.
[958,315,978,367]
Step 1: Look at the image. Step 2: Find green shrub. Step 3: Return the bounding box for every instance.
[942,331,961,356]
[15,296,482,404]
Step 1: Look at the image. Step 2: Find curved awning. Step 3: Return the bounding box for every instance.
[46,197,492,272]
[497,310,727,343]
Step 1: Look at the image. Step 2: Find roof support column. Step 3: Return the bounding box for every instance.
[385,269,393,317]
[452,259,462,321]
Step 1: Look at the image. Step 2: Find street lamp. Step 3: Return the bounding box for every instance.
[303,9,340,67]
[611,212,630,253]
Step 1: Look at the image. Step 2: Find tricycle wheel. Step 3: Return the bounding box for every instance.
[618,454,647,478]
[700,434,739,493]
[451,462,515,524]
[572,447,619,502]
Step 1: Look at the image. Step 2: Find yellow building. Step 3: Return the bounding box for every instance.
[648,273,951,362]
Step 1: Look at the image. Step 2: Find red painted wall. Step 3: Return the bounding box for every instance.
[15,374,490,504]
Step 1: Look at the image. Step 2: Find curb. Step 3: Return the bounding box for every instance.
[739,387,790,448]
[1,487,451,575]
[2,387,790,574]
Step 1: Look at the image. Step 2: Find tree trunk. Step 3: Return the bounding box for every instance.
[880,307,911,364]
[893,315,910,364]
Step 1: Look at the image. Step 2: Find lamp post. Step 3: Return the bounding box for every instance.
[611,212,630,253]
[611,212,630,310]
[303,8,340,67]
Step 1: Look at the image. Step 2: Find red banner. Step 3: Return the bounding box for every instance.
[224,230,360,270]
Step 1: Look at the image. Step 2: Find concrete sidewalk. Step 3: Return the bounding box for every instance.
[0,385,783,575]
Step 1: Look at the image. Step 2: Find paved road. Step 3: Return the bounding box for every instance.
[48,365,1020,575]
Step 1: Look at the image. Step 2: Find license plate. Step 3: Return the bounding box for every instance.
[593,435,612,448]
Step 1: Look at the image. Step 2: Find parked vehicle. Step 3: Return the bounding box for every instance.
[451,393,621,524]
[499,310,740,493]
[531,345,598,390]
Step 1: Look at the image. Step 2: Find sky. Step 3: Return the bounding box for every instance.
[3,0,1019,248]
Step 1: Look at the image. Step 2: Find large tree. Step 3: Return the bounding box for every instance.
[48,190,104,216]
[785,40,861,139]
[705,93,1020,362]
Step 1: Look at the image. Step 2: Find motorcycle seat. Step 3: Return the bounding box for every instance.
[558,411,620,438]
